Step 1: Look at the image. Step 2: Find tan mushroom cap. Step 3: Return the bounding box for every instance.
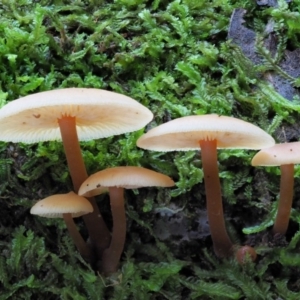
[30,191,93,218]
[137,114,275,151]
[0,88,153,143]
[78,166,175,197]
[251,142,300,166]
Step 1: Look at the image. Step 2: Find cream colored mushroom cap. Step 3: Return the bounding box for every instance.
[78,166,175,197]
[137,114,275,151]
[251,142,300,166]
[0,88,153,143]
[30,191,93,218]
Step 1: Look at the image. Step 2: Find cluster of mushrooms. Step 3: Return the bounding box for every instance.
[0,88,297,275]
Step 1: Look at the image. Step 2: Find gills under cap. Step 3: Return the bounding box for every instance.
[78,166,174,197]
[251,142,300,166]
[30,191,93,218]
[0,88,153,143]
[137,114,275,151]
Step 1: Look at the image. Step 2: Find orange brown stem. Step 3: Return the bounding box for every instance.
[101,187,126,275]
[63,213,92,261]
[58,116,111,261]
[273,164,294,235]
[58,116,88,192]
[199,139,234,258]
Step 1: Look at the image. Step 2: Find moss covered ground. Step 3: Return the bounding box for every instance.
[0,0,300,298]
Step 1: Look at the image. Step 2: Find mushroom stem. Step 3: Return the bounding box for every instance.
[57,116,88,192]
[272,164,294,235]
[199,139,234,258]
[58,116,111,257]
[101,187,126,275]
[63,213,92,261]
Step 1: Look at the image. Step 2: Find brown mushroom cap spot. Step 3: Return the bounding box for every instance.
[30,192,93,218]
[82,186,108,198]
[0,88,153,142]
[78,166,175,197]
[251,142,300,166]
[137,114,275,150]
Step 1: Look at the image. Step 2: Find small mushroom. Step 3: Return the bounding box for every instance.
[137,114,275,258]
[235,245,257,265]
[252,141,300,236]
[78,166,174,275]
[30,192,93,261]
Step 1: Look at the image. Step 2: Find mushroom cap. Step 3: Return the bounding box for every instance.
[137,114,275,151]
[30,191,93,218]
[0,88,153,143]
[78,166,175,197]
[251,142,300,166]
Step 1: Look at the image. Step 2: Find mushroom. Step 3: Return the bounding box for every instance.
[235,245,257,265]
[0,88,153,263]
[137,114,275,258]
[251,141,300,236]
[78,166,174,275]
[30,192,93,261]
